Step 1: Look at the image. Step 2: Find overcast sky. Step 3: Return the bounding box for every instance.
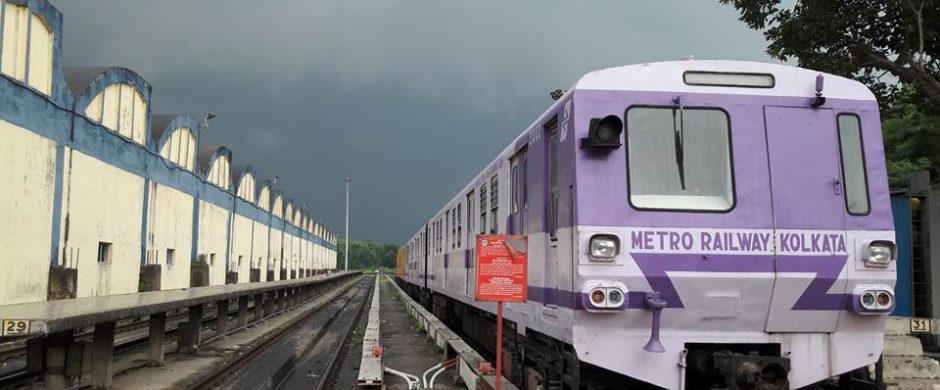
[50,0,774,244]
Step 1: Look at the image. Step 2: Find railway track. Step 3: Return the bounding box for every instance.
[0,309,215,387]
[0,283,324,388]
[189,275,374,390]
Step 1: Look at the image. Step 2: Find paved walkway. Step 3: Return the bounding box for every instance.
[380,278,460,390]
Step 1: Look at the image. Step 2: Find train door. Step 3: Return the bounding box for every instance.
[509,148,527,235]
[466,191,475,296]
[764,106,846,332]
[545,123,560,307]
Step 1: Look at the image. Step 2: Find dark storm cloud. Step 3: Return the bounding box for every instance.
[50,0,772,244]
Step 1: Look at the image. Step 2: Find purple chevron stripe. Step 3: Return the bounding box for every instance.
[630,253,849,310]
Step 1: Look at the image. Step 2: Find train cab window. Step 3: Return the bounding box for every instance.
[837,114,870,215]
[626,107,734,211]
[457,204,462,248]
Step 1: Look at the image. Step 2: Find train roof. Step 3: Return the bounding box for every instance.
[573,60,876,101]
[401,60,879,245]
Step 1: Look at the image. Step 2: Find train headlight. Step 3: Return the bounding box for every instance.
[862,240,895,268]
[589,234,619,261]
[852,284,894,314]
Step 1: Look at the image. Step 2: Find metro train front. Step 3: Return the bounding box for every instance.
[570,62,895,389]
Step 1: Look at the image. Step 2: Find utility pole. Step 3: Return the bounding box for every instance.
[344,177,350,272]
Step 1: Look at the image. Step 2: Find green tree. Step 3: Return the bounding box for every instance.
[337,239,399,270]
[720,0,940,108]
[722,0,940,187]
[882,88,939,186]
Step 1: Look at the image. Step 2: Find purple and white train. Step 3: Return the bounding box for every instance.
[396,60,896,389]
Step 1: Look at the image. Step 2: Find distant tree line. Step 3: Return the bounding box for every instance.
[337,239,399,270]
[722,0,940,187]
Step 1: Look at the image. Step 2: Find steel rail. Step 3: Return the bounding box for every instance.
[188,275,366,390]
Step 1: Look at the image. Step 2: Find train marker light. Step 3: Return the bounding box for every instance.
[583,281,628,311]
[852,285,894,314]
[607,289,624,307]
[580,115,623,150]
[590,289,606,306]
[589,234,619,260]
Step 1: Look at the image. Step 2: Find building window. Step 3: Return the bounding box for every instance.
[84,83,148,145]
[97,242,112,263]
[626,107,734,211]
[490,175,499,233]
[210,253,216,266]
[166,248,175,265]
[837,114,870,215]
[480,184,487,234]
[1,3,28,83]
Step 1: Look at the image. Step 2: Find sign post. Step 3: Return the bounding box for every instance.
[475,235,527,390]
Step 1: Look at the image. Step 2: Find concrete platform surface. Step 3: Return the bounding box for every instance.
[380,277,459,390]
[0,272,353,335]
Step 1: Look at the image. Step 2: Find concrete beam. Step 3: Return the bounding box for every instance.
[147,312,166,366]
[237,296,249,328]
[91,321,115,389]
[216,299,229,337]
[254,293,265,321]
[44,331,72,390]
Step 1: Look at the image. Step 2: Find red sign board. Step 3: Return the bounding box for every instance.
[475,235,528,302]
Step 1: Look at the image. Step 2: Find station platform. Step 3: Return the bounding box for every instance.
[0,271,359,390]
[0,272,352,337]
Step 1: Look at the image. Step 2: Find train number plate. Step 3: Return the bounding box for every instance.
[2,319,30,336]
[911,318,931,333]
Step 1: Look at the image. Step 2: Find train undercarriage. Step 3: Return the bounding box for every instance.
[396,278,886,390]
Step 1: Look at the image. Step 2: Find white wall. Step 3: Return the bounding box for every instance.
[270,227,283,280]
[253,220,269,280]
[197,201,230,285]
[65,151,144,297]
[231,214,253,282]
[147,183,193,290]
[0,120,56,304]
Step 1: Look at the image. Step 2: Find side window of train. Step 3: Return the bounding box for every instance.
[466,191,474,243]
[511,164,519,214]
[490,175,499,233]
[480,184,487,234]
[837,114,870,215]
[626,106,734,211]
[522,157,528,210]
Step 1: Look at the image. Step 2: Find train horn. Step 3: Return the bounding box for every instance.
[643,292,667,353]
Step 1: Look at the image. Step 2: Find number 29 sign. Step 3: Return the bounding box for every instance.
[475,235,528,303]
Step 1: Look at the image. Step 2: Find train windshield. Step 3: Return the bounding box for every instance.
[627,107,733,211]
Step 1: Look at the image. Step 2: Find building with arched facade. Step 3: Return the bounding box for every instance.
[0,0,337,305]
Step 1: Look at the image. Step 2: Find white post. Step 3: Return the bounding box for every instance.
[345,177,350,272]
